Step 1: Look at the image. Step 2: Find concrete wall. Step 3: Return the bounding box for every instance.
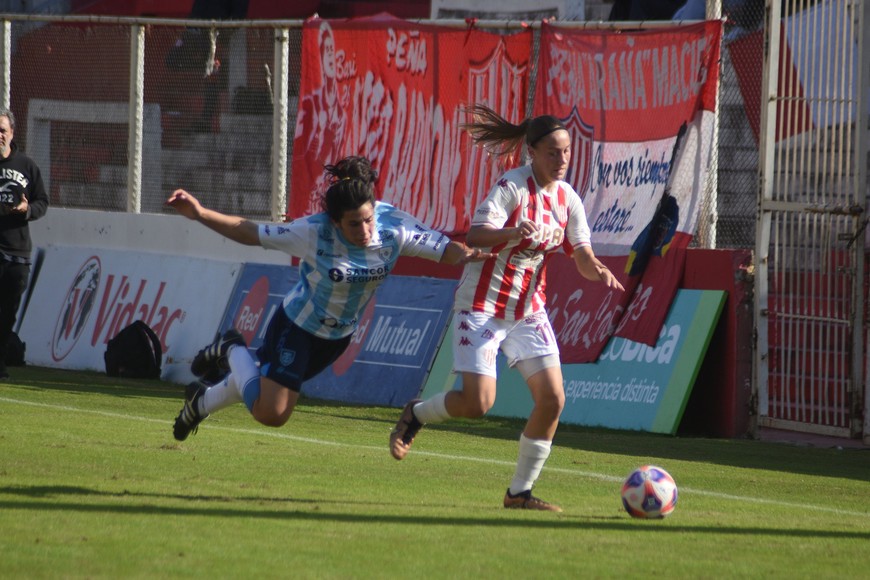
[30,207,290,266]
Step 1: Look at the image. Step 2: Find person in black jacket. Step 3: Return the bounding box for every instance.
[0,108,48,379]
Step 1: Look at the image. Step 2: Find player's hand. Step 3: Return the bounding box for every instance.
[514,220,538,240]
[460,246,496,264]
[165,189,203,220]
[597,265,625,291]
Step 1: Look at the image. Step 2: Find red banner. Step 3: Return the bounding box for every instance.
[291,17,721,363]
[290,15,533,234]
[534,21,722,362]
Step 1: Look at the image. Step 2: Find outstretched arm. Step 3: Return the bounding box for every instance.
[440,240,496,265]
[572,245,625,291]
[166,189,261,246]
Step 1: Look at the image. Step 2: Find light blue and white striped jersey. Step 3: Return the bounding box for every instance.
[258,201,448,339]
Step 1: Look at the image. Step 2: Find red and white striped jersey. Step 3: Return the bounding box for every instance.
[454,165,591,320]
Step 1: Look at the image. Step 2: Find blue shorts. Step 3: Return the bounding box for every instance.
[257,308,352,392]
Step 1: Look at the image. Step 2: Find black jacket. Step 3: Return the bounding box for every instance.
[0,142,49,260]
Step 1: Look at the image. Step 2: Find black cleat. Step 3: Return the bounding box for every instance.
[173,380,209,441]
[190,328,246,379]
[390,399,423,460]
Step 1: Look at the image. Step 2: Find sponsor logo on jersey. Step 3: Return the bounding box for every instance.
[321,317,355,329]
[329,264,392,284]
[509,251,544,269]
[475,208,501,220]
[525,311,547,324]
[344,264,390,283]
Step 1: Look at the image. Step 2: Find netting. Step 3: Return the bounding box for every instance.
[9,20,293,219]
[6,13,766,247]
[715,0,767,249]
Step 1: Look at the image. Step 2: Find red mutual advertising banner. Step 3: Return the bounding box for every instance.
[535,21,722,362]
[290,15,533,234]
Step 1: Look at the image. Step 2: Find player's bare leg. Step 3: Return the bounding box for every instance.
[249,376,300,427]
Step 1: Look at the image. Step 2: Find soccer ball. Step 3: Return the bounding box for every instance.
[621,465,678,519]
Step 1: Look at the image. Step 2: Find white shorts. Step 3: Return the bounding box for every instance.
[452,310,560,378]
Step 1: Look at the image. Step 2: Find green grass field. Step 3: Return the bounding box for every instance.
[1,367,868,579]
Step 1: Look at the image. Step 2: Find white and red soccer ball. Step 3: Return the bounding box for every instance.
[621,465,678,519]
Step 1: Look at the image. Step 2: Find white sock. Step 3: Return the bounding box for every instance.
[198,376,242,415]
[226,344,260,400]
[508,435,552,495]
[411,392,451,424]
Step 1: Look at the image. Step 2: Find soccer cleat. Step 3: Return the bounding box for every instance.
[390,398,423,460]
[503,488,562,512]
[190,328,246,379]
[173,380,209,441]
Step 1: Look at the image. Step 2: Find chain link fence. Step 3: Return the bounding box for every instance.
[717,0,765,249]
[5,13,764,249]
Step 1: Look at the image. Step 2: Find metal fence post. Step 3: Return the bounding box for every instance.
[0,21,9,110]
[858,0,870,445]
[752,0,783,432]
[271,27,290,222]
[127,23,145,213]
[698,0,722,248]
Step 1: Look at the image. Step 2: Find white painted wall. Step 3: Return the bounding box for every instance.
[30,208,291,266]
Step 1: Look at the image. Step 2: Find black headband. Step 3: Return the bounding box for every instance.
[526,115,567,146]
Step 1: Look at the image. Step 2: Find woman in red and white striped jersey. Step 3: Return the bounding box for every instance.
[390,105,624,512]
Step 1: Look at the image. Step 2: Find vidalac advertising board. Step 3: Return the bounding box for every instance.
[18,245,241,383]
[217,263,456,407]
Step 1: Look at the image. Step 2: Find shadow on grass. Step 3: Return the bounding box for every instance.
[316,405,870,484]
[1,485,868,538]
[8,367,870,484]
[4,366,183,400]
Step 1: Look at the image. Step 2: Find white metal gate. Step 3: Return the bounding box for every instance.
[754,0,869,441]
